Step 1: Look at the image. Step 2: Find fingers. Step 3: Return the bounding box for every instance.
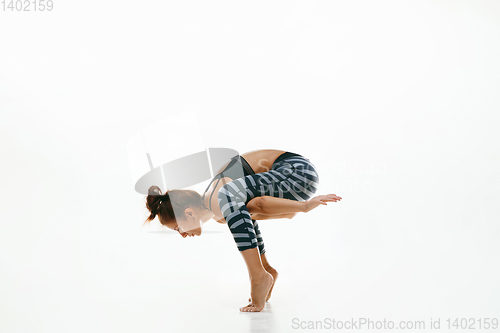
[318,194,342,205]
[328,194,342,201]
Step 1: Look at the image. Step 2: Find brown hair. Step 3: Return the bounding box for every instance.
[143,185,204,226]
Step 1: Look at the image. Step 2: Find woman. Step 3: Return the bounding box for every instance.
[144,149,342,312]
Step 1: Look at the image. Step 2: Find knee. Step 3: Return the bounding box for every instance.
[247,196,264,214]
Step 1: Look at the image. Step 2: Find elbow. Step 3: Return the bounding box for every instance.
[257,196,268,215]
[248,196,266,215]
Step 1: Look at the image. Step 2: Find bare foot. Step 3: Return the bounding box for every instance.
[240,272,273,312]
[247,266,278,306]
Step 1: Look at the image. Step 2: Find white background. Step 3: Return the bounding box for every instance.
[1,0,499,332]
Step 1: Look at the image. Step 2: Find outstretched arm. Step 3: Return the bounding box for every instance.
[250,212,298,220]
[247,196,305,215]
[247,194,342,215]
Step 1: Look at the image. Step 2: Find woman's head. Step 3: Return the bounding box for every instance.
[144,185,206,237]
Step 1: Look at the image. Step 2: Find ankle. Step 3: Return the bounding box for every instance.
[250,271,269,282]
[263,264,274,271]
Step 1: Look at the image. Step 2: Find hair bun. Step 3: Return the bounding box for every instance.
[148,185,163,196]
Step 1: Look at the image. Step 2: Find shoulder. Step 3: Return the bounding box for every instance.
[205,176,233,199]
[210,177,233,202]
[208,176,234,219]
[214,176,233,189]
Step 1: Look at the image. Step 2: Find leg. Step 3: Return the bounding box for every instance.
[253,218,266,256]
[254,220,279,302]
[260,252,278,301]
[247,251,279,305]
[218,155,319,311]
[239,247,274,312]
[245,220,278,305]
[218,185,274,312]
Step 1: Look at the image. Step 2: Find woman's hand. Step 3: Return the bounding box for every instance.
[304,194,342,213]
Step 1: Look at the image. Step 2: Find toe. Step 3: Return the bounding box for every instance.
[240,305,257,312]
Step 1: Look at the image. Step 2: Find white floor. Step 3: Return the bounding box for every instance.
[2,199,498,333]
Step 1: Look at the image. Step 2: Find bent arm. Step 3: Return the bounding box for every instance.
[247,196,306,215]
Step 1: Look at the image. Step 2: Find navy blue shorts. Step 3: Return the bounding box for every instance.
[217,153,320,254]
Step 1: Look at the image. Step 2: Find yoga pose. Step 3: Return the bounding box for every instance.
[144,149,342,312]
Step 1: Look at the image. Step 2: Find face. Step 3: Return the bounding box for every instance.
[165,207,202,238]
